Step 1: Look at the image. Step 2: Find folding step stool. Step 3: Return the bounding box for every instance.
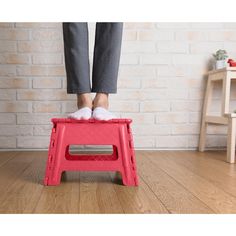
[44,118,138,186]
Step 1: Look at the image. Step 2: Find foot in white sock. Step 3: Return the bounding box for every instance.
[68,107,92,120]
[92,107,116,121]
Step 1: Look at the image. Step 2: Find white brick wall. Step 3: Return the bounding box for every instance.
[0,22,236,150]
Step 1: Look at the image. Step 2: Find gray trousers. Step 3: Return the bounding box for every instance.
[62,22,123,94]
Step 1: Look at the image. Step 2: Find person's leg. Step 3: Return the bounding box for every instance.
[91,22,123,120]
[62,22,92,119]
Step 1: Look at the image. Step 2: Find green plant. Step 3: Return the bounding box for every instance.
[213,49,228,61]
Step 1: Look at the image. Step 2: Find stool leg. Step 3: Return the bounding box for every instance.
[119,127,137,186]
[47,170,63,185]
[121,168,138,186]
[119,150,136,186]
[199,120,207,152]
[46,126,66,185]
[48,147,66,185]
[199,76,214,152]
[222,73,231,116]
[227,118,236,163]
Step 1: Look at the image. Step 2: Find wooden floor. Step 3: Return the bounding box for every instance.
[0,150,236,213]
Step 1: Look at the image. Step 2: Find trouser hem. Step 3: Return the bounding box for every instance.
[67,88,91,94]
[91,88,117,94]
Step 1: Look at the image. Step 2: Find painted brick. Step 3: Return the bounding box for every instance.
[119,65,156,78]
[188,135,199,148]
[0,53,30,64]
[190,42,223,54]
[16,65,48,76]
[31,29,62,40]
[0,137,16,148]
[32,77,62,88]
[33,102,61,113]
[157,42,189,53]
[0,101,30,113]
[166,77,189,88]
[140,101,170,112]
[0,113,16,124]
[120,113,155,124]
[222,42,236,52]
[0,78,30,88]
[17,113,64,125]
[112,89,167,100]
[0,89,16,100]
[17,89,74,101]
[132,124,171,135]
[189,112,201,123]
[122,41,156,53]
[172,124,200,135]
[156,65,186,77]
[138,30,174,41]
[17,136,50,148]
[109,101,139,112]
[188,88,204,99]
[0,29,29,40]
[133,135,155,148]
[123,30,137,41]
[188,78,204,88]
[156,135,188,148]
[208,31,236,41]
[171,101,202,112]
[141,79,167,88]
[207,125,227,135]
[167,88,188,99]
[0,65,16,76]
[156,23,190,29]
[62,101,78,113]
[140,54,172,65]
[223,23,236,28]
[120,54,139,64]
[0,125,33,136]
[124,23,155,29]
[156,112,188,124]
[175,31,208,41]
[172,54,209,65]
[190,23,223,28]
[117,79,141,89]
[17,41,62,53]
[32,53,62,65]
[205,135,227,148]
[15,23,61,28]
[48,66,65,76]
[0,41,17,52]
[0,23,14,28]
[33,125,52,136]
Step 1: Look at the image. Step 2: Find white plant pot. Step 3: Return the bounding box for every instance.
[215,60,226,69]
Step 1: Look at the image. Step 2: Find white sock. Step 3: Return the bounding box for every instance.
[92,107,116,121]
[67,107,92,120]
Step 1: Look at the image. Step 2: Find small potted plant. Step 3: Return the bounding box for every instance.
[213,49,228,69]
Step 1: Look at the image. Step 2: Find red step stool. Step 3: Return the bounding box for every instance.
[44,118,138,186]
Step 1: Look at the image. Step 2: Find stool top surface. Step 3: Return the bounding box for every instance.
[51,118,133,124]
[207,67,236,75]
[224,113,236,118]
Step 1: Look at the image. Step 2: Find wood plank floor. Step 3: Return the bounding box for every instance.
[0,150,235,213]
